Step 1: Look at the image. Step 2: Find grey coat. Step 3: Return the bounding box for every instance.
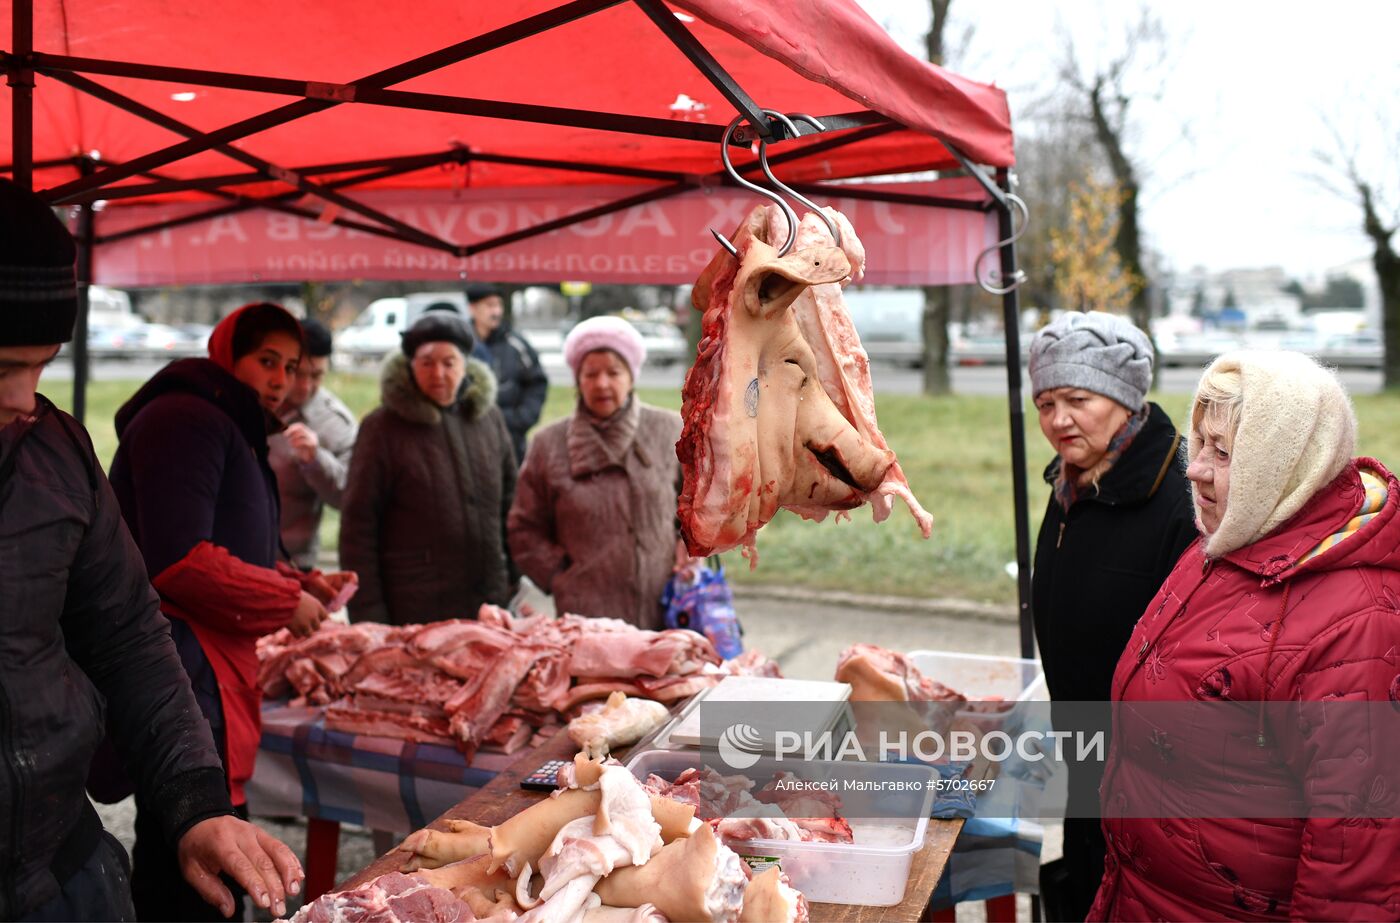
[269,385,358,569]
[508,398,683,629]
[340,354,517,624]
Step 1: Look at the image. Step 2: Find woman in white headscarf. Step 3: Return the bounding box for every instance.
[1090,350,1400,922]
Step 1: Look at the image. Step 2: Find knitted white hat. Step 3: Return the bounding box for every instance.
[563,315,646,378]
[1191,350,1356,557]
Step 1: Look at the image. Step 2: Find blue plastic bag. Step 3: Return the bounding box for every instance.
[661,556,743,659]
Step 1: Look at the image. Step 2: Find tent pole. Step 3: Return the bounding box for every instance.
[995,167,1034,660]
[73,157,96,425]
[8,0,33,189]
[632,0,770,137]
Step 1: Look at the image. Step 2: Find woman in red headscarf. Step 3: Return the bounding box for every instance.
[109,303,351,921]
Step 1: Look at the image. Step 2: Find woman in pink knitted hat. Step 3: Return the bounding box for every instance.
[508,316,686,628]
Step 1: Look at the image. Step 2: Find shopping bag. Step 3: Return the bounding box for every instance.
[661,556,743,659]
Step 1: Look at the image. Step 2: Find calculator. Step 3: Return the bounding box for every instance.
[519,758,569,792]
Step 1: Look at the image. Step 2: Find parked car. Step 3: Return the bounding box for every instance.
[629,319,688,367]
[1157,332,1244,369]
[1318,331,1383,369]
[338,292,468,361]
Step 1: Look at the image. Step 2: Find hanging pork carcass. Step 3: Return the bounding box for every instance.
[677,205,933,562]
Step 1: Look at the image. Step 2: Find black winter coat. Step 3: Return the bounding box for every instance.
[474,325,548,462]
[0,397,230,919]
[111,358,284,576]
[109,358,286,725]
[1032,402,1195,703]
[1031,402,1195,806]
[341,354,518,624]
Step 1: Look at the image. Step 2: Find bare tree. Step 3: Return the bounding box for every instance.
[1056,10,1172,336]
[1010,103,1105,315]
[920,0,956,395]
[1314,116,1400,388]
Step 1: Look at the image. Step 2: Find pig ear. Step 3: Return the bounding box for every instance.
[692,206,771,312]
[745,245,851,318]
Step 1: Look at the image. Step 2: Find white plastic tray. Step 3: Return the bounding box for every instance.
[626,749,933,906]
[906,649,1046,704]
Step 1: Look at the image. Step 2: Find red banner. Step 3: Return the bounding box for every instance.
[93,180,996,288]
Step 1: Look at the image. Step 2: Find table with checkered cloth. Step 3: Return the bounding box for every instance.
[245,703,524,832]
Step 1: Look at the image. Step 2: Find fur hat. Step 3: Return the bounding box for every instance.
[1028,311,1154,410]
[401,312,475,359]
[563,316,646,378]
[1191,350,1357,557]
[0,179,79,346]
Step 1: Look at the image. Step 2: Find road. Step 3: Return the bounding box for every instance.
[49,354,1385,396]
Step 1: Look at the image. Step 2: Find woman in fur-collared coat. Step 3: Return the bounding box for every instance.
[340,313,517,624]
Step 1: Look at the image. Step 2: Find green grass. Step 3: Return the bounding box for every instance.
[51,375,1400,604]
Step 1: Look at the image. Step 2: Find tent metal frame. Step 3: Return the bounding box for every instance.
[4,0,1035,659]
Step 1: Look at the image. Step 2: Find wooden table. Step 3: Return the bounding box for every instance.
[342,732,964,922]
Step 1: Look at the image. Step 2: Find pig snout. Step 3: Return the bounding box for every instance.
[807,427,894,493]
[791,376,894,501]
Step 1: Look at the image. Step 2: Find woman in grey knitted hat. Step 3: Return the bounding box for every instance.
[1026,311,1196,921]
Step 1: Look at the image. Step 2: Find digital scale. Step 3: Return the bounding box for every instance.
[653,674,854,752]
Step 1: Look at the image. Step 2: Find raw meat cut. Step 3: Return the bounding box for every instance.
[644,767,853,846]
[258,607,760,756]
[514,766,664,921]
[568,692,669,759]
[594,823,748,923]
[740,867,809,923]
[678,205,931,563]
[279,871,480,923]
[835,644,966,703]
[772,208,932,536]
[568,629,719,680]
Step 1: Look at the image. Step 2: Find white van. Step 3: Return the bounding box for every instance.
[337,291,468,360]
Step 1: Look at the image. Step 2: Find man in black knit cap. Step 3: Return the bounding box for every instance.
[0,178,303,921]
[466,282,548,461]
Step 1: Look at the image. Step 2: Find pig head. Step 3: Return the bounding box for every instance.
[677,206,897,560]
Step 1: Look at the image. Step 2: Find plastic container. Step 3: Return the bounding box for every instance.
[627,749,934,906]
[907,650,1046,704]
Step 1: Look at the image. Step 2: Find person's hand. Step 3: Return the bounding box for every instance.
[177,815,303,919]
[284,422,319,465]
[301,570,356,606]
[289,591,328,637]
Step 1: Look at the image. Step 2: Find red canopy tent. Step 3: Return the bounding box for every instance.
[3,0,1035,654]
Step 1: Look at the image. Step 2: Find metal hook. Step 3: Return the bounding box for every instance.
[711,114,799,258]
[757,111,842,248]
[973,193,1030,295]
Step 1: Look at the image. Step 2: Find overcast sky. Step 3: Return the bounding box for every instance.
[855,0,1400,281]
